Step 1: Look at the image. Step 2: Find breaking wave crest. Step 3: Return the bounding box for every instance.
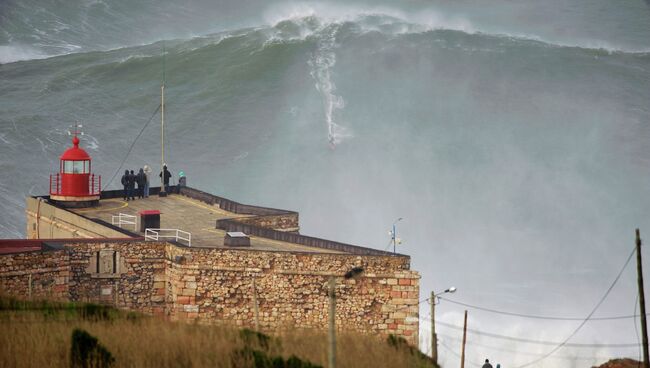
[2,2,649,65]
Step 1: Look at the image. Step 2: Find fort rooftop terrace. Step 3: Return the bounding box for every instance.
[29,186,399,257]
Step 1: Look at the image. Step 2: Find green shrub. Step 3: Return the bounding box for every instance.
[70,328,115,368]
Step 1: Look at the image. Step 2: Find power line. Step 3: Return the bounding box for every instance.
[438,296,646,321]
[439,340,483,368]
[514,246,637,368]
[104,104,161,188]
[437,332,621,361]
[423,316,640,348]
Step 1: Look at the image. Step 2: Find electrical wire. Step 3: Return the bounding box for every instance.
[437,332,620,361]
[104,104,161,188]
[423,317,640,348]
[437,296,647,321]
[513,246,637,368]
[438,339,482,368]
[383,238,394,251]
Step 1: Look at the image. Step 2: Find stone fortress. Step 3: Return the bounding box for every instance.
[0,134,421,345]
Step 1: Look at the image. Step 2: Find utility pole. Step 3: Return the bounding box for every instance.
[637,229,649,368]
[252,276,260,330]
[328,277,336,368]
[460,310,467,368]
[431,291,438,365]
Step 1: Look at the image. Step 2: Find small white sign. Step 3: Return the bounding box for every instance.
[101,287,112,296]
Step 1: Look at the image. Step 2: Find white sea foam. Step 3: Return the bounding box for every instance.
[83,134,100,151]
[263,2,650,54]
[4,3,648,66]
[0,45,46,64]
[307,24,352,146]
[0,133,11,145]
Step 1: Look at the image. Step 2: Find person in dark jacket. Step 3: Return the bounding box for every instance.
[136,168,146,199]
[159,165,172,193]
[120,170,130,200]
[128,170,136,200]
[482,359,493,368]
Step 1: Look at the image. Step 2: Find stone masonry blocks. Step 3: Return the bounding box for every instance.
[0,241,419,345]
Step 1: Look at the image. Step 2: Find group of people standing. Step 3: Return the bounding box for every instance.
[121,165,152,201]
[120,164,184,201]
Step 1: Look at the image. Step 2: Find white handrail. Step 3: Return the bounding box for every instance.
[111,213,137,231]
[145,228,192,247]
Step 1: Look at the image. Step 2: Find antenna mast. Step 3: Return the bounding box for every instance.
[159,41,167,197]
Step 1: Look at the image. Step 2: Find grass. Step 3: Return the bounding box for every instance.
[0,295,437,368]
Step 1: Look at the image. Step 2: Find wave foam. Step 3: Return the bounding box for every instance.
[307,23,352,146]
[262,2,650,54]
[0,45,47,64]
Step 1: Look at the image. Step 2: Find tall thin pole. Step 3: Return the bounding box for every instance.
[460,310,467,368]
[328,277,336,368]
[637,229,649,368]
[159,41,167,196]
[431,291,438,365]
[252,276,260,330]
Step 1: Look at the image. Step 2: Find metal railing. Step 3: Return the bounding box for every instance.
[90,174,101,195]
[145,228,192,247]
[111,213,138,231]
[49,173,102,196]
[49,174,60,195]
[216,218,398,257]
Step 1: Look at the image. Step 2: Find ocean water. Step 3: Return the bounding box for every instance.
[1,1,650,366]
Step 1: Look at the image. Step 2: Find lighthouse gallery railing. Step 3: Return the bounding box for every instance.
[49,173,101,196]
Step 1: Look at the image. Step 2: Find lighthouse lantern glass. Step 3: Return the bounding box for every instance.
[63,160,90,174]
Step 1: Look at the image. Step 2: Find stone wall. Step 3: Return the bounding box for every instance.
[178,187,300,232]
[0,249,70,300]
[233,214,300,232]
[25,197,129,240]
[65,241,168,315]
[0,241,420,345]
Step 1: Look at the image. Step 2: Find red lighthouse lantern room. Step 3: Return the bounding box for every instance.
[49,127,101,207]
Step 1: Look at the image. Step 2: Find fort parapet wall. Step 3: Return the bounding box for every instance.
[0,241,420,344]
[25,197,131,240]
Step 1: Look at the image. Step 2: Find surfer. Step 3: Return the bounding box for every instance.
[328,134,336,149]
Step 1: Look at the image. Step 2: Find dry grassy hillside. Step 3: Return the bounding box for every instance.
[0,295,436,368]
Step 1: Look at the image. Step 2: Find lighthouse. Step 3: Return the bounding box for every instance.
[49,125,101,207]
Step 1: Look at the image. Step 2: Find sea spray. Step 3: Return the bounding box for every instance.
[308,24,351,146]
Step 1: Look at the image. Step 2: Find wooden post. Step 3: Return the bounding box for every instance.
[431,291,438,365]
[460,310,468,368]
[328,277,337,368]
[252,277,260,330]
[637,229,649,368]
